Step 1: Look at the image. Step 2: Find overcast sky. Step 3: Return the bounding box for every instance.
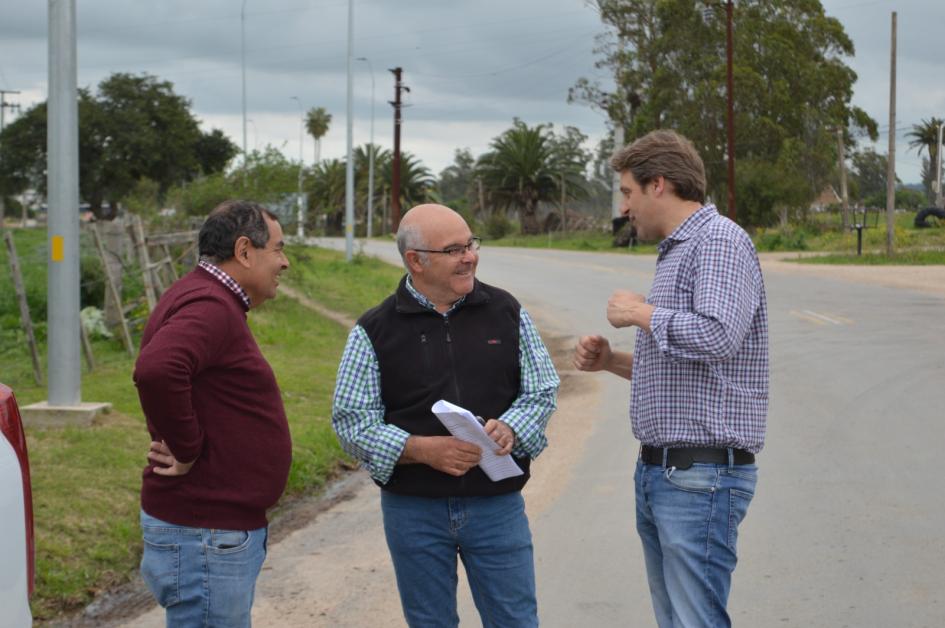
[0,0,942,184]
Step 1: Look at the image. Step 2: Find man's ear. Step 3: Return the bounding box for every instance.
[651,176,666,197]
[233,235,253,268]
[404,250,424,275]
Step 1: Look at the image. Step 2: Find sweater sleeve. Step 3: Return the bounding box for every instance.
[133,292,234,463]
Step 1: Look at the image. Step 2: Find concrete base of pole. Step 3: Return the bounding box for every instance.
[21,400,112,429]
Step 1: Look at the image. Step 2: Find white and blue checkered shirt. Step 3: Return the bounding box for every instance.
[631,204,768,453]
[332,277,560,484]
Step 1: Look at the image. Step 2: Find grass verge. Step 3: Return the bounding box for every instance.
[1,230,403,621]
[793,250,945,265]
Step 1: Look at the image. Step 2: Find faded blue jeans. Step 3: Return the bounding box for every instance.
[139,510,268,628]
[635,457,758,628]
[380,490,538,628]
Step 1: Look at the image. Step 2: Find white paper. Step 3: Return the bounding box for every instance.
[431,399,524,482]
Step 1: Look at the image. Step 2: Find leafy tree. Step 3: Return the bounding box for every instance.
[438,148,477,215]
[305,158,347,233]
[305,107,332,163]
[851,149,897,204]
[0,72,234,219]
[572,0,877,227]
[476,120,590,234]
[167,146,298,218]
[907,117,943,201]
[195,129,239,176]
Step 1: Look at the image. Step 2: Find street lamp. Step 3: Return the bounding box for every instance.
[290,96,305,239]
[241,0,248,171]
[702,0,736,223]
[246,118,258,151]
[356,56,376,239]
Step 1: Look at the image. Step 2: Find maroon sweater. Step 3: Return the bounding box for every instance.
[134,267,292,530]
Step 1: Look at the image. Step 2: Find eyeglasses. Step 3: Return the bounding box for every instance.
[411,237,481,258]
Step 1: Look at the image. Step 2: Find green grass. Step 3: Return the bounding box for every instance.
[480,210,945,263]
[283,245,406,316]
[794,250,945,265]
[753,210,945,258]
[0,230,403,621]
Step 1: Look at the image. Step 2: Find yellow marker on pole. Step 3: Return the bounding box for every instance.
[51,235,64,262]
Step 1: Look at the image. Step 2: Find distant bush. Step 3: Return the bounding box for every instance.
[484,213,513,240]
[756,227,810,251]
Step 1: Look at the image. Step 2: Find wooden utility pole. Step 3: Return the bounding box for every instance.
[389,67,408,232]
[837,129,850,230]
[885,11,897,257]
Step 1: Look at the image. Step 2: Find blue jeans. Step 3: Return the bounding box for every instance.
[139,510,268,628]
[635,457,757,628]
[380,490,538,628]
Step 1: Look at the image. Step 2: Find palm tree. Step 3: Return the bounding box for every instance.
[476,120,589,234]
[306,158,346,233]
[305,107,332,163]
[907,117,944,201]
[379,151,436,211]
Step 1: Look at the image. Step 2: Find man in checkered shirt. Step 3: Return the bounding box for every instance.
[574,130,769,628]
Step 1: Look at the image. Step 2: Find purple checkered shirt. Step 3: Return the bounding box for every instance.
[631,204,768,453]
[197,260,251,310]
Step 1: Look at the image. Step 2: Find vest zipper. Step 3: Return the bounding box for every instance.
[443,317,461,404]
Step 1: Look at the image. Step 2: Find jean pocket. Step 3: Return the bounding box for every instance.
[208,529,251,554]
[728,488,754,550]
[140,538,180,608]
[664,464,720,493]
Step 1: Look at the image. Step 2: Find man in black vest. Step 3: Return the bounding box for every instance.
[333,203,559,627]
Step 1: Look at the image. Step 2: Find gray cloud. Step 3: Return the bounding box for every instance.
[1,0,940,181]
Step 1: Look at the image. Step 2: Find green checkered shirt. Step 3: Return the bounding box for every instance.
[332,277,560,484]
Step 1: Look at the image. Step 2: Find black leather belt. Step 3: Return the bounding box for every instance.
[640,445,755,469]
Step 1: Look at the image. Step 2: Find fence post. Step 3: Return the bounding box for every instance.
[91,223,135,356]
[130,215,158,311]
[3,231,43,384]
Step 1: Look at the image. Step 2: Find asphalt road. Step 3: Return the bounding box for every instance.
[122,238,945,627]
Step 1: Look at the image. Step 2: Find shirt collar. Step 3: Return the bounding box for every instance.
[405,275,466,315]
[198,260,251,310]
[658,204,718,254]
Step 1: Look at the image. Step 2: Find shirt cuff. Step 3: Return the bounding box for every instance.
[365,424,412,485]
[500,407,548,460]
[649,306,674,353]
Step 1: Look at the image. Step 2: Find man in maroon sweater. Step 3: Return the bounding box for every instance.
[133,200,291,627]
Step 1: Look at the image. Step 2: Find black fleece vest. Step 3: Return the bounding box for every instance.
[359,276,529,497]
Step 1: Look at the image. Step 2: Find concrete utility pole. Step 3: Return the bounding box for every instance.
[290,96,305,238]
[885,11,897,257]
[21,0,111,428]
[935,121,944,209]
[723,0,736,223]
[837,129,849,230]
[344,0,354,261]
[47,0,81,405]
[389,67,408,233]
[356,57,376,239]
[241,0,248,171]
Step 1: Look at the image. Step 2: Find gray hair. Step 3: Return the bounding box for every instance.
[396,222,429,272]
